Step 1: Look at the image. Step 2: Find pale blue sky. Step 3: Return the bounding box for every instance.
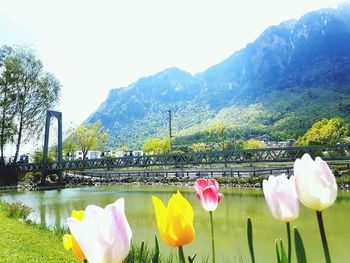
[0,0,344,154]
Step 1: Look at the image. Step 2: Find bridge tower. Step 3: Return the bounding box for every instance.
[40,110,63,185]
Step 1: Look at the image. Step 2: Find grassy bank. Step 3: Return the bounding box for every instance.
[0,202,79,263]
[0,201,176,263]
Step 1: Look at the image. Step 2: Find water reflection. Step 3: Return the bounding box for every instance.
[1,186,350,262]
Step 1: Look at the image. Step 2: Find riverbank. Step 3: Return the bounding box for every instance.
[3,172,350,191]
[0,201,79,263]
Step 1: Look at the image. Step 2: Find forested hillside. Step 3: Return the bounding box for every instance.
[86,4,350,149]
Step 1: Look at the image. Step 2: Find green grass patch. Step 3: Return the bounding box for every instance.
[0,201,79,263]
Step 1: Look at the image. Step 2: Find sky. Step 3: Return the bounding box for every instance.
[0,0,344,153]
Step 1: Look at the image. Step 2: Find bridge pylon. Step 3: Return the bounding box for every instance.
[40,110,63,185]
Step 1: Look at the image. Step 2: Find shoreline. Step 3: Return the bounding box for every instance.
[2,175,350,191]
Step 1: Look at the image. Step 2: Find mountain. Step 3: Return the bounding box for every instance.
[86,4,350,149]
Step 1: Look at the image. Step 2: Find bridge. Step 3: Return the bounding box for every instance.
[1,143,349,175]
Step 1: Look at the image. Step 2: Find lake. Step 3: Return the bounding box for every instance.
[0,185,349,262]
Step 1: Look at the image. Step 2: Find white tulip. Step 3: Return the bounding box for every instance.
[67,198,132,263]
[263,174,299,222]
[294,153,337,211]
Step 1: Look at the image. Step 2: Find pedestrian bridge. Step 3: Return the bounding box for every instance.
[2,144,350,174]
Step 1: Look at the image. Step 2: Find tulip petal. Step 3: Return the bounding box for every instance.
[105,198,132,262]
[63,234,72,250]
[218,193,224,203]
[152,196,169,244]
[194,178,209,193]
[208,179,219,191]
[71,210,84,221]
[167,192,195,246]
[67,205,109,263]
[200,186,219,211]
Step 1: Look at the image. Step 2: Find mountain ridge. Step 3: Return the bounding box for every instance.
[86,4,350,149]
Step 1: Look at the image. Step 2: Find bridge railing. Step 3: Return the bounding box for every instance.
[1,144,350,174]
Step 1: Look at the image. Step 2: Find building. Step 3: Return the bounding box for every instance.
[75,150,101,160]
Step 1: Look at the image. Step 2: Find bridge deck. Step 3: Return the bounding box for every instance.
[1,144,349,174]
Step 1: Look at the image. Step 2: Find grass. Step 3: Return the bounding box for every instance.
[0,201,79,263]
[6,202,33,220]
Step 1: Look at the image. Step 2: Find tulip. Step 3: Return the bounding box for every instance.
[194,178,223,212]
[152,191,195,247]
[152,191,194,263]
[294,153,337,211]
[194,178,223,263]
[67,198,132,263]
[294,153,337,263]
[63,210,86,260]
[262,174,299,222]
[263,174,299,263]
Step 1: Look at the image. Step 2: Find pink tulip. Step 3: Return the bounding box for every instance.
[263,174,299,222]
[67,198,132,263]
[194,178,223,211]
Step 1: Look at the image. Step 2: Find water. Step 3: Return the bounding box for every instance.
[1,185,349,262]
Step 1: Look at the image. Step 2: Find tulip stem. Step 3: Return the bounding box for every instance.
[209,211,216,263]
[178,246,186,263]
[286,222,291,263]
[316,211,331,263]
[83,260,87,263]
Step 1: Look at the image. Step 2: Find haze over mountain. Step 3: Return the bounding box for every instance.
[87,4,350,149]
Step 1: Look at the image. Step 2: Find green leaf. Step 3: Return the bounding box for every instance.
[276,239,289,263]
[188,252,197,263]
[139,241,145,263]
[294,228,307,263]
[279,239,289,263]
[247,217,255,263]
[276,239,281,263]
[152,235,160,263]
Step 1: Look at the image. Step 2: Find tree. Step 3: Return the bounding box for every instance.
[207,120,228,150]
[70,121,108,159]
[243,139,265,149]
[63,135,76,158]
[12,48,61,164]
[297,118,346,146]
[31,148,56,163]
[0,46,61,165]
[190,142,209,152]
[0,48,18,165]
[143,137,170,155]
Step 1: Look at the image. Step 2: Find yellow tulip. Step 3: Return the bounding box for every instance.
[63,210,86,260]
[152,191,195,247]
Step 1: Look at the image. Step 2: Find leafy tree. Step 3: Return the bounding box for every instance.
[70,121,108,159]
[63,135,76,158]
[13,49,61,164]
[0,46,61,164]
[189,142,209,152]
[31,149,56,163]
[0,48,18,165]
[143,137,170,154]
[243,139,265,149]
[207,120,228,150]
[297,118,346,146]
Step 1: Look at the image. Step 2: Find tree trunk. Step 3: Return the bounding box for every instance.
[0,114,6,166]
[13,116,23,164]
[0,82,8,166]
